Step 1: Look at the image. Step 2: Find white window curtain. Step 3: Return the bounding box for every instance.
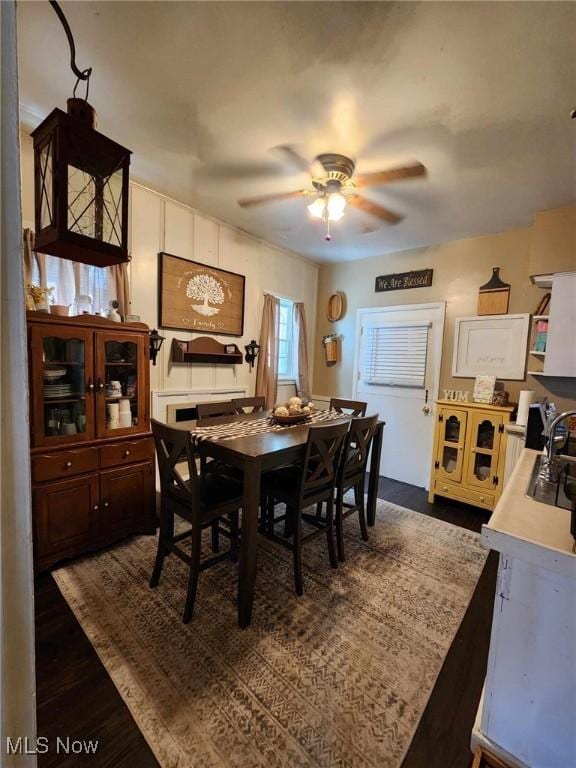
[24,228,130,316]
[293,302,311,399]
[362,321,431,387]
[255,293,280,408]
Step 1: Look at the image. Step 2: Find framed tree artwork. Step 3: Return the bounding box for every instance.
[158,252,245,336]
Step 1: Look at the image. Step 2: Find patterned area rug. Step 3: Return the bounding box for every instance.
[53,500,487,768]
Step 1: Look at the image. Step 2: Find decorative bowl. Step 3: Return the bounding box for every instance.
[271,411,312,425]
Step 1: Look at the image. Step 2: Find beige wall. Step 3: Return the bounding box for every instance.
[314,213,576,413]
[530,206,576,278]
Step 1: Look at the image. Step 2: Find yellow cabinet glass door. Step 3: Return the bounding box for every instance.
[464,411,503,489]
[435,407,468,483]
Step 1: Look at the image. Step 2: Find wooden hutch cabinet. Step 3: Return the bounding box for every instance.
[429,399,515,511]
[27,311,156,572]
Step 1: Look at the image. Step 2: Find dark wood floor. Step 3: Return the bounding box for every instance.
[35,477,497,768]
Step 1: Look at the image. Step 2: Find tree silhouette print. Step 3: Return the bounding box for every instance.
[186,273,225,316]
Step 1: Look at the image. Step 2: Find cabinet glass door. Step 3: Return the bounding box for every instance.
[95,331,148,438]
[435,408,467,483]
[30,326,95,447]
[465,412,503,489]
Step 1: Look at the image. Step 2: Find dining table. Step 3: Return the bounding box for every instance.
[173,410,384,628]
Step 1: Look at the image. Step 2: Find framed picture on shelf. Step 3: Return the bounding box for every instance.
[452,313,530,380]
[158,252,245,337]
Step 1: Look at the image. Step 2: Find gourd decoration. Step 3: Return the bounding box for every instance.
[327,292,345,322]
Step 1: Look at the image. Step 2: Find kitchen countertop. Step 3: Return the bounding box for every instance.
[482,448,576,579]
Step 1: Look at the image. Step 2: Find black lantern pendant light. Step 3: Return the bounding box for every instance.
[31,1,132,267]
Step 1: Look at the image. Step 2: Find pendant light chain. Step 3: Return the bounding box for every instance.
[49,0,92,101]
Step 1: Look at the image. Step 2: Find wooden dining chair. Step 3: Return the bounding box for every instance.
[196,400,236,421]
[334,414,378,562]
[329,397,367,417]
[261,421,349,595]
[232,396,266,414]
[149,419,242,623]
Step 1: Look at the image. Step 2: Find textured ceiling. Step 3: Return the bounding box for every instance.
[17,1,576,263]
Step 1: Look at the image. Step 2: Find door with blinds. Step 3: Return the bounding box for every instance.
[354,303,445,488]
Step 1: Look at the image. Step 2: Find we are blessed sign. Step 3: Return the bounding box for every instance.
[375,269,433,293]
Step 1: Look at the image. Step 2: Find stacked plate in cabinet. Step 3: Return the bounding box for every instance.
[44,383,73,399]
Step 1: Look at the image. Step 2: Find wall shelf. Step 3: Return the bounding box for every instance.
[171,336,243,365]
[531,273,553,288]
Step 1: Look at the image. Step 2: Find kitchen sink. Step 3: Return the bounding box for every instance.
[526,454,576,510]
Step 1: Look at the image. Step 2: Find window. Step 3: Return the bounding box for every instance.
[31,254,115,314]
[277,298,295,379]
[362,321,430,387]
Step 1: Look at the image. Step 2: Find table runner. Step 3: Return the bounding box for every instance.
[190,409,346,446]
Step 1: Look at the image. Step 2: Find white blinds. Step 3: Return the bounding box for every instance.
[362,321,431,387]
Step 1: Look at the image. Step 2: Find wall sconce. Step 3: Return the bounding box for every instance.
[244,339,260,370]
[149,329,165,366]
[31,1,132,267]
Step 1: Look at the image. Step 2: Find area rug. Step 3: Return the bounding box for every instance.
[53,500,487,768]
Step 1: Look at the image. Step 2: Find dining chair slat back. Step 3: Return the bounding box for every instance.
[300,421,350,506]
[232,396,266,414]
[335,414,379,562]
[196,400,236,421]
[341,414,379,486]
[262,419,350,595]
[329,397,367,417]
[152,418,199,507]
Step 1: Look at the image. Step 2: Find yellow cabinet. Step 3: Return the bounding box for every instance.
[429,400,514,511]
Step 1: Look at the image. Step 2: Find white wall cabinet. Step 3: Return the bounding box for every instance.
[544,271,576,377]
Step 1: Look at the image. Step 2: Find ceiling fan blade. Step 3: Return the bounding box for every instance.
[348,195,404,224]
[237,189,309,208]
[355,162,427,188]
[271,145,313,174]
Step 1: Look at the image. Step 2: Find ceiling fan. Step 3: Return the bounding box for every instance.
[237,147,427,241]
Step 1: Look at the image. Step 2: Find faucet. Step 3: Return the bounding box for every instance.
[538,410,576,482]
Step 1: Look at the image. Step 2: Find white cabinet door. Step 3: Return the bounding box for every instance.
[482,554,576,767]
[545,271,576,377]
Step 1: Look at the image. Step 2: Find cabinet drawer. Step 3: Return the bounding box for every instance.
[434,479,495,509]
[33,448,99,483]
[100,438,154,469]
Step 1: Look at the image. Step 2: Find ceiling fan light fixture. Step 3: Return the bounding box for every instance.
[308,192,346,222]
[307,196,326,220]
[326,192,346,221]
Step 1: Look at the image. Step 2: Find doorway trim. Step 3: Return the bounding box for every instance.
[352,301,446,488]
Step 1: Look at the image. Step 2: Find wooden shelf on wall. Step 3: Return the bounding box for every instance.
[171,336,243,365]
